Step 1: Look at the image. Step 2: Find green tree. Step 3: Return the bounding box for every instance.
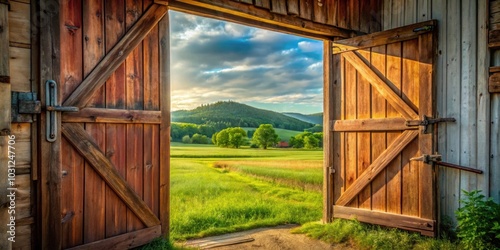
[228,127,247,148]
[216,130,230,147]
[211,132,218,145]
[191,133,209,144]
[181,135,191,144]
[252,124,279,149]
[304,135,319,149]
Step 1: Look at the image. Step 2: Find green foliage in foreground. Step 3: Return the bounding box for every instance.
[293,220,458,250]
[456,190,500,250]
[139,237,190,250]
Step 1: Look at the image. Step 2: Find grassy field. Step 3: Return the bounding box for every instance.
[169,142,323,240]
[241,127,302,142]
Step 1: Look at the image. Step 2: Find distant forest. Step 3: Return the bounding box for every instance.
[171,101,316,131]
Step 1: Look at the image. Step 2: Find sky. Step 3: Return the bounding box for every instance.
[169,10,324,114]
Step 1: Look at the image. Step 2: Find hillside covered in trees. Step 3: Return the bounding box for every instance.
[282,112,323,125]
[172,101,314,131]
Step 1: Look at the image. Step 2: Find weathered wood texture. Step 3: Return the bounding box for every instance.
[169,0,382,39]
[47,1,170,248]
[491,0,500,203]
[329,24,436,236]
[382,0,493,225]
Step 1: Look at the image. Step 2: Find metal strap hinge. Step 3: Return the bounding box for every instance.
[406,115,456,133]
[413,25,434,32]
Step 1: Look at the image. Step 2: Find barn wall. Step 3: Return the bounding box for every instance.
[8,0,35,249]
[381,0,494,224]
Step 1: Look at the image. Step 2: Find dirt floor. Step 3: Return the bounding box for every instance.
[183,225,354,250]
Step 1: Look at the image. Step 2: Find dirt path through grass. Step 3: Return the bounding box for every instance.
[183,225,354,250]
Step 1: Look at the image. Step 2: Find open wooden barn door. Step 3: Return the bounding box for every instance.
[39,1,170,249]
[324,20,437,236]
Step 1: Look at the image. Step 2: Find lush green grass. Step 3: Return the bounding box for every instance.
[169,143,323,240]
[293,220,458,250]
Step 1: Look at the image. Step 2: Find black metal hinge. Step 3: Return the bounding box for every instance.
[11,92,41,123]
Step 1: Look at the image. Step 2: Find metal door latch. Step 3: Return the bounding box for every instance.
[410,153,483,174]
[406,116,456,133]
[45,80,79,142]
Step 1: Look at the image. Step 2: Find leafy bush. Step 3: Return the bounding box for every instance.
[455,190,500,249]
[181,135,191,144]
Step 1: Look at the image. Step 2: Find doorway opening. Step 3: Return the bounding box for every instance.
[168,10,326,240]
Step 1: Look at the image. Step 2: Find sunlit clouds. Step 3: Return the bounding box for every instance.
[169,10,323,114]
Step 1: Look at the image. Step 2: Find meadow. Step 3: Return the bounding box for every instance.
[169,142,323,240]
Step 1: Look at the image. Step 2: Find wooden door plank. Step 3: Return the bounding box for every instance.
[67,225,161,250]
[490,73,500,93]
[349,0,359,31]
[323,40,334,222]
[61,123,161,227]
[370,45,387,212]
[104,0,126,111]
[418,32,435,220]
[356,49,372,209]
[158,12,171,235]
[336,130,418,206]
[144,125,160,217]
[342,51,419,120]
[143,19,160,112]
[83,124,106,243]
[270,0,287,15]
[332,20,436,54]
[126,124,145,231]
[401,39,419,217]
[344,58,358,208]
[60,0,84,248]
[333,206,435,236]
[61,135,85,249]
[83,0,105,107]
[103,0,128,238]
[40,0,62,247]
[125,0,146,232]
[332,52,343,219]
[385,42,402,214]
[299,0,312,20]
[63,3,168,108]
[255,0,271,9]
[60,0,83,101]
[313,0,326,23]
[62,108,162,124]
[286,0,299,15]
[0,3,10,249]
[332,117,412,132]
[105,124,128,237]
[325,0,337,26]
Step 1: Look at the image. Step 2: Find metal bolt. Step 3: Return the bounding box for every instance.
[50,133,55,138]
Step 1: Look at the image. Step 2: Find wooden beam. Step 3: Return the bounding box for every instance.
[342,51,419,120]
[489,72,500,93]
[0,12,10,250]
[63,3,168,108]
[323,40,334,223]
[331,118,415,132]
[169,0,351,38]
[159,12,171,236]
[67,225,161,250]
[332,20,436,54]
[333,206,435,236]
[61,123,161,227]
[335,130,418,206]
[39,0,62,248]
[62,108,161,124]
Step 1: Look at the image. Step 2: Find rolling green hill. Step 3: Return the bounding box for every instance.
[172,101,313,131]
[282,112,323,125]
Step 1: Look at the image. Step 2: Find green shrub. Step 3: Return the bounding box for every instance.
[181,135,191,144]
[455,190,500,249]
